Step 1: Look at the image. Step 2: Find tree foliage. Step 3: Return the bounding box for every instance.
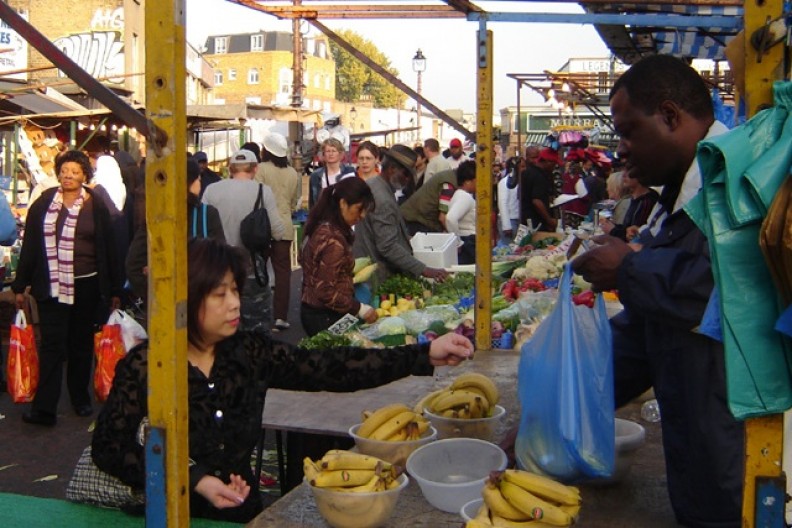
[330,30,406,109]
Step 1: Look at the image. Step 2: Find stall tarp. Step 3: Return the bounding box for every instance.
[186,104,320,124]
[685,81,792,419]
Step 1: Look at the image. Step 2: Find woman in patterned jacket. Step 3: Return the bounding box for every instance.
[300,176,378,336]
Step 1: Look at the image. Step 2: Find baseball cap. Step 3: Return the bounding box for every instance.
[537,148,560,164]
[262,133,288,158]
[193,151,208,163]
[229,150,258,165]
[383,144,418,178]
[449,138,463,148]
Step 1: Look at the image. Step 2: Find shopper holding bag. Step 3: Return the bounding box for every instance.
[12,150,122,426]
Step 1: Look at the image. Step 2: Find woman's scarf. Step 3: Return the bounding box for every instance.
[44,187,86,304]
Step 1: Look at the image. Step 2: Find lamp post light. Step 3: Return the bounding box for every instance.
[412,49,426,142]
[350,106,357,132]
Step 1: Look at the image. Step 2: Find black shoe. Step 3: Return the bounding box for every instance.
[74,405,93,417]
[22,411,56,426]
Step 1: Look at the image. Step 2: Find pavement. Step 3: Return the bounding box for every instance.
[0,268,681,526]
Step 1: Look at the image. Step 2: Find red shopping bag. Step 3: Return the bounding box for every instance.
[7,309,39,403]
[93,323,125,402]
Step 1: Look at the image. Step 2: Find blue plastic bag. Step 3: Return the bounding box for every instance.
[515,264,615,481]
[0,193,17,245]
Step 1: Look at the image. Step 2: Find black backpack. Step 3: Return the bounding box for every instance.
[239,184,273,286]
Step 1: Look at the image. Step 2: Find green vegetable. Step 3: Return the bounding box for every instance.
[298,331,352,350]
[375,274,425,299]
[492,258,527,278]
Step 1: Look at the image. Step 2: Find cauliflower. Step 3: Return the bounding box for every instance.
[513,255,564,281]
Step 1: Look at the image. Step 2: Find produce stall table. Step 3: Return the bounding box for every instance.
[252,347,681,528]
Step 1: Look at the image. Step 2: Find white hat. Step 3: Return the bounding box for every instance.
[263,133,288,158]
[229,150,258,165]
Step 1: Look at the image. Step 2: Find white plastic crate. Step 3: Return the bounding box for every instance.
[410,232,458,268]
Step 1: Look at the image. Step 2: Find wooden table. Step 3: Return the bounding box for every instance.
[250,350,521,527]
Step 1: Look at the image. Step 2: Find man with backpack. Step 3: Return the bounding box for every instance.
[202,150,285,333]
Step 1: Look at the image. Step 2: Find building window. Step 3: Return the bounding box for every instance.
[214,37,228,54]
[324,75,330,90]
[228,68,236,81]
[248,68,260,84]
[214,70,223,85]
[250,34,263,51]
[316,40,326,59]
[314,74,321,88]
[279,67,292,95]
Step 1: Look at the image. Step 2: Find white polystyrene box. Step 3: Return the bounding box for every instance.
[410,232,458,268]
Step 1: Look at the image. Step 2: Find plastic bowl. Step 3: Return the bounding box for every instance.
[406,438,508,513]
[460,498,484,522]
[349,423,438,467]
[424,404,506,441]
[306,473,409,528]
[612,417,646,482]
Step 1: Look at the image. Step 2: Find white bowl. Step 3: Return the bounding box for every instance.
[406,437,507,513]
[612,417,646,482]
[349,423,437,467]
[424,404,506,441]
[306,473,409,528]
[460,498,484,522]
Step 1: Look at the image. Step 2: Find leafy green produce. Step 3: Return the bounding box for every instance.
[533,236,562,249]
[298,331,352,350]
[375,274,425,299]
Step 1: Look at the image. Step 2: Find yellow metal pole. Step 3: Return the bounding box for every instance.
[145,0,190,525]
[741,0,785,525]
[474,27,493,351]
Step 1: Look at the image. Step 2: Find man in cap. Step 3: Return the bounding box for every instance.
[194,151,221,198]
[202,150,285,333]
[445,138,466,169]
[353,145,449,285]
[518,147,560,231]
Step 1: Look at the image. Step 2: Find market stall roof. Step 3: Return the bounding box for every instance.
[578,1,744,63]
[186,103,321,125]
[0,80,88,115]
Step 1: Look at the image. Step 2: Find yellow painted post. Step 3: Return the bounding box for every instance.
[474,27,493,351]
[145,0,190,525]
[741,0,785,525]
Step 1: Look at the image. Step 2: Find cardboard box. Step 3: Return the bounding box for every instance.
[410,232,458,268]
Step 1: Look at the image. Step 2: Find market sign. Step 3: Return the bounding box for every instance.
[0,11,29,80]
[520,114,610,132]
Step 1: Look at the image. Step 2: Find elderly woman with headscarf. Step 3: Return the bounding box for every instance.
[12,150,123,426]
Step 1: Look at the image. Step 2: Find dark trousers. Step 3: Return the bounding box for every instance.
[34,275,102,416]
[459,234,476,265]
[300,303,343,337]
[269,240,293,321]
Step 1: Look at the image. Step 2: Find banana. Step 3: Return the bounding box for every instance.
[468,393,491,419]
[502,469,581,506]
[466,521,494,528]
[357,403,411,438]
[491,514,558,527]
[311,469,377,488]
[474,501,492,522]
[303,457,321,482]
[560,503,580,520]
[499,481,573,527]
[482,481,531,521]
[320,451,391,471]
[431,389,481,413]
[385,427,409,442]
[413,388,449,414]
[344,474,386,493]
[369,410,416,441]
[451,372,500,405]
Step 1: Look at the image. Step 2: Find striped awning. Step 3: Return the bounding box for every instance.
[583,2,743,63]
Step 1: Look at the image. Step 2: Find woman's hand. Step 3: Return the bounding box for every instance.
[421,267,449,282]
[362,307,378,324]
[110,296,121,312]
[428,332,473,366]
[194,474,250,509]
[15,293,25,311]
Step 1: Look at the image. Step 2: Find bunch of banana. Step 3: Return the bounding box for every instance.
[466,469,581,527]
[303,450,402,492]
[357,403,431,441]
[414,372,500,419]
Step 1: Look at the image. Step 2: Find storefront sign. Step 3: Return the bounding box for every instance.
[0,12,29,80]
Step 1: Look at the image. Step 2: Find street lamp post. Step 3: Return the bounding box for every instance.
[412,49,426,142]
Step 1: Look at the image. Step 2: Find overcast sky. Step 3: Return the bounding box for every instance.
[187,0,611,113]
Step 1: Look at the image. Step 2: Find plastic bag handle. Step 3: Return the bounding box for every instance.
[15,309,27,328]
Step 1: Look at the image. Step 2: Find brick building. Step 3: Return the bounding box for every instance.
[204,30,335,111]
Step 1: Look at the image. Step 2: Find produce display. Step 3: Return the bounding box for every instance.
[303,450,401,491]
[466,469,581,527]
[415,373,500,419]
[356,403,430,441]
